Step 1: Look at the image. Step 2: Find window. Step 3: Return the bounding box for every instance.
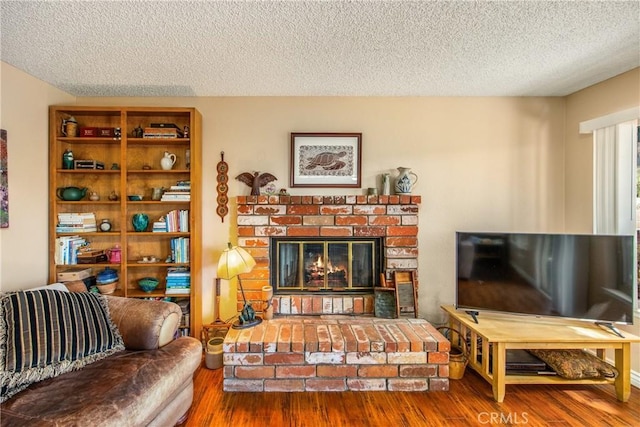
[580,107,639,311]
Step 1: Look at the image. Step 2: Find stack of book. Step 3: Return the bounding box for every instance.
[170,237,190,263]
[152,218,167,232]
[165,267,190,295]
[54,235,88,265]
[161,181,190,201]
[56,212,97,233]
[143,124,184,139]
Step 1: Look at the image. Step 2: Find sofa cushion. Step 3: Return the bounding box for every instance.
[0,289,124,402]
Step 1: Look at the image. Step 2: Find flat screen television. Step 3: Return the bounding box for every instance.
[456,232,636,326]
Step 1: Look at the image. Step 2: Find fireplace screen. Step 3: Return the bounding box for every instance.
[272,238,381,292]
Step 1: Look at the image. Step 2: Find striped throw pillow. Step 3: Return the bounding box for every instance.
[0,289,125,402]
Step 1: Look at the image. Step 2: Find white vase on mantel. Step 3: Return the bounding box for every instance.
[382,173,391,195]
[394,167,418,194]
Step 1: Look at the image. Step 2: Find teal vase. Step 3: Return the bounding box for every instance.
[132,213,149,232]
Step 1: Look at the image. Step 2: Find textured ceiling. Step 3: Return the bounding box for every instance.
[1,1,639,97]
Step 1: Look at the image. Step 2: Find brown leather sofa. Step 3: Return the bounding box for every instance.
[1,295,203,426]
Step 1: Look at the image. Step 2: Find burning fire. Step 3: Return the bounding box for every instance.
[310,255,346,277]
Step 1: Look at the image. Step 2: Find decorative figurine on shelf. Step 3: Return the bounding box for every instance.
[133,125,143,138]
[61,116,78,137]
[62,148,74,169]
[99,218,112,232]
[89,191,100,201]
[236,171,277,196]
[183,126,189,138]
[382,173,391,195]
[108,191,119,201]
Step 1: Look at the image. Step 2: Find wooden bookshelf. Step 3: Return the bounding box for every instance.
[49,106,202,337]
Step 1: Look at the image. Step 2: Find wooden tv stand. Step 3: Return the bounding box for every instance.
[441,305,640,402]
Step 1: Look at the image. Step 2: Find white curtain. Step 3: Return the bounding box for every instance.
[593,121,637,235]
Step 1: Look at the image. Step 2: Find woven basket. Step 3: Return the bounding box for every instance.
[96,281,117,295]
[437,326,469,380]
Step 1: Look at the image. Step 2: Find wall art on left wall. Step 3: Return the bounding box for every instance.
[1,129,8,228]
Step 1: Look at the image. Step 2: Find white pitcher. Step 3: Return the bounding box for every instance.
[160,151,177,170]
[394,167,418,194]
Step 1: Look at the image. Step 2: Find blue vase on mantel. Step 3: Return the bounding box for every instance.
[132,213,149,232]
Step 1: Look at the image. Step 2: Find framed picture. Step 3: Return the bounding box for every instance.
[290,133,362,188]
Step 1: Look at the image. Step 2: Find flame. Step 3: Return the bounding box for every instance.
[310,255,345,274]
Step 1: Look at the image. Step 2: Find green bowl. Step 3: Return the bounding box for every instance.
[138,277,159,292]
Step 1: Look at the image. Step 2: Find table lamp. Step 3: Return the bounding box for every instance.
[217,242,262,329]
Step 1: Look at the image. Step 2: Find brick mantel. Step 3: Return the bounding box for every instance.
[234,195,421,315]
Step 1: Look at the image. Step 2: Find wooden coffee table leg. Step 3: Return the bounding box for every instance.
[615,343,631,402]
[492,342,506,402]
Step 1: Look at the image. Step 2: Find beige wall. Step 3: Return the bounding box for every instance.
[0,62,76,291]
[65,95,567,324]
[1,62,635,327]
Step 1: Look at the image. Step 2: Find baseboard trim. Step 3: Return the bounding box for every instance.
[631,369,640,389]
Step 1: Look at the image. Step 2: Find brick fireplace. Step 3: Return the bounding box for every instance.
[224,194,449,393]
[235,194,421,315]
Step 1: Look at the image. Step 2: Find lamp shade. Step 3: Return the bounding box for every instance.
[217,243,256,280]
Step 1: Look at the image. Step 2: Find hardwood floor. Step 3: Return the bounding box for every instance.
[185,362,640,427]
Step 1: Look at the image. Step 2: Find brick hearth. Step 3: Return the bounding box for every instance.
[223,317,450,392]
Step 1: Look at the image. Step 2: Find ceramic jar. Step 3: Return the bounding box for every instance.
[61,117,78,137]
[106,244,121,263]
[96,267,118,284]
[151,187,164,201]
[56,186,87,201]
[62,148,74,169]
[132,213,149,232]
[160,151,177,170]
[394,167,418,194]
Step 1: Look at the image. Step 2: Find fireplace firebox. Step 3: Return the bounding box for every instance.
[271,237,382,293]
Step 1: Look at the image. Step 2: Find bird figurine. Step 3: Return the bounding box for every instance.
[236,171,278,196]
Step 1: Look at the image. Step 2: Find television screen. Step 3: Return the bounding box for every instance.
[456,232,635,324]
